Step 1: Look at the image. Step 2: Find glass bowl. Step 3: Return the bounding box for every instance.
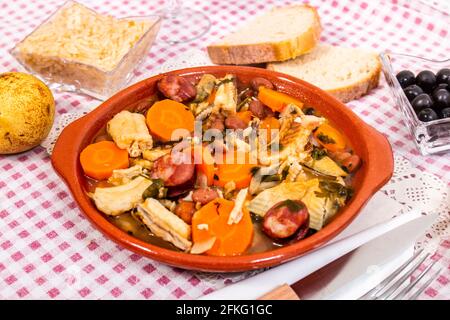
[9,1,161,100]
[380,52,450,155]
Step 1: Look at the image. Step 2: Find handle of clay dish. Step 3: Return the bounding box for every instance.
[50,114,91,183]
[362,124,394,192]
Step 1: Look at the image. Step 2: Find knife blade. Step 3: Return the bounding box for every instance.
[201,211,437,300]
[291,213,433,299]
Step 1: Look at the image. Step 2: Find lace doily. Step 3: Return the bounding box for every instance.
[151,48,213,76]
[41,100,99,154]
[382,156,449,251]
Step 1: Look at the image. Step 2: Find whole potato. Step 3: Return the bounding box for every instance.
[0,72,55,154]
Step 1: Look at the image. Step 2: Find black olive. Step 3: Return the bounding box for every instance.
[436,68,450,84]
[415,70,436,93]
[417,108,438,122]
[411,93,434,113]
[396,70,415,88]
[403,84,423,102]
[441,107,450,119]
[432,88,450,109]
[434,83,449,93]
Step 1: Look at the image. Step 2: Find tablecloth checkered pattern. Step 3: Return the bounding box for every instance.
[0,0,449,299]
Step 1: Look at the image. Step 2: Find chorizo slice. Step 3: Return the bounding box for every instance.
[151,152,194,186]
[342,155,361,173]
[192,188,219,205]
[249,100,266,118]
[225,114,247,129]
[262,199,309,239]
[250,77,274,92]
[157,75,196,102]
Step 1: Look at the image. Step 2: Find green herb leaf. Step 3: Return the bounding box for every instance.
[317,132,336,144]
[142,179,164,200]
[281,167,289,180]
[261,173,282,182]
[250,166,260,176]
[275,199,304,212]
[218,78,234,86]
[315,180,353,201]
[237,96,252,111]
[250,212,263,223]
[311,146,327,160]
[303,107,316,116]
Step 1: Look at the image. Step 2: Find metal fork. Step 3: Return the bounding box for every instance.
[359,249,442,300]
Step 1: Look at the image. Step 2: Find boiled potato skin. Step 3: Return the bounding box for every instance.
[0,72,55,154]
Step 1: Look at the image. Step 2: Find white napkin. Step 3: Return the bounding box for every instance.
[201,192,436,300]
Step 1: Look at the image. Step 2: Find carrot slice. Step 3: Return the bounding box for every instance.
[236,110,253,125]
[259,116,280,144]
[192,198,254,256]
[146,99,195,142]
[313,123,346,152]
[257,87,304,112]
[80,141,129,180]
[213,151,254,189]
[192,145,215,185]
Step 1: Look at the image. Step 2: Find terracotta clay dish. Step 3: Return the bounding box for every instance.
[51,66,393,272]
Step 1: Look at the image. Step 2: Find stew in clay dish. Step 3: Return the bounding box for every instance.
[79,72,362,257]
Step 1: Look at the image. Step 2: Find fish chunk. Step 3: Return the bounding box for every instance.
[214,74,237,116]
[135,198,192,251]
[108,165,143,185]
[107,110,153,157]
[93,176,152,216]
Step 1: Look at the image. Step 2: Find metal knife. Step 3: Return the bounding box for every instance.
[201,211,438,300]
[291,217,429,299]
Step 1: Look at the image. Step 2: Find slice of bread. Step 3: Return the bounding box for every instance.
[207,5,321,65]
[267,45,381,103]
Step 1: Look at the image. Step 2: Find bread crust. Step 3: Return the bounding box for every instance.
[267,53,382,103]
[207,5,321,65]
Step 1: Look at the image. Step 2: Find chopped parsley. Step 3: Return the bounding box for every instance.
[275,199,305,212]
[250,166,260,176]
[315,180,353,201]
[317,132,336,144]
[316,132,336,145]
[237,96,252,111]
[250,212,263,223]
[311,146,327,160]
[142,179,165,199]
[303,107,316,115]
[281,166,289,180]
[261,174,282,182]
[217,78,234,86]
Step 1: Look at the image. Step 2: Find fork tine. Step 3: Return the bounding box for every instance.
[408,268,442,300]
[392,258,438,300]
[359,249,424,300]
[377,252,430,300]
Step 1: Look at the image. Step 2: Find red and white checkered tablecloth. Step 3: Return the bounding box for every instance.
[0,0,449,299]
